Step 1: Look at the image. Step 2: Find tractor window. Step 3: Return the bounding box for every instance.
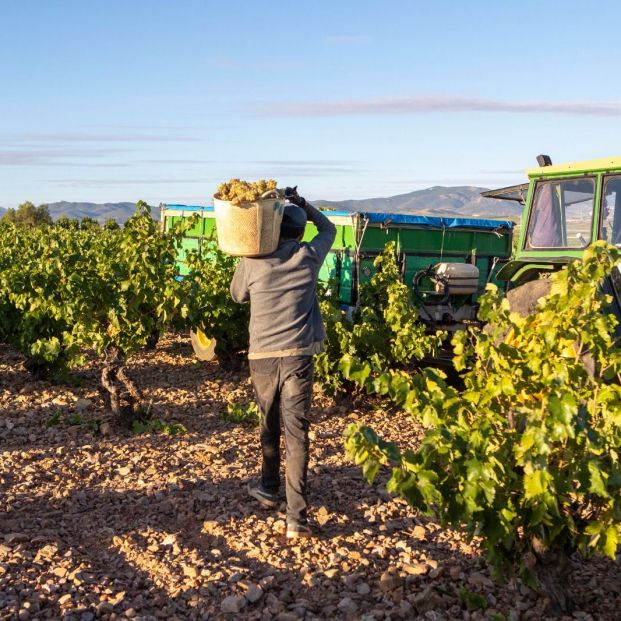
[601,176,621,246]
[525,177,595,249]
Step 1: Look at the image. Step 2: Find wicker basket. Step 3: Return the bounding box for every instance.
[213,193,284,256]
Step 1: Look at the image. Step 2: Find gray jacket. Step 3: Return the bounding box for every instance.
[230,203,337,356]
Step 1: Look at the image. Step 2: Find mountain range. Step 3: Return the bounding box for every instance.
[0,186,522,223]
[315,186,521,219]
[0,201,139,222]
[49,201,138,222]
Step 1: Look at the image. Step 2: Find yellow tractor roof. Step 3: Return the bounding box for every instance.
[527,156,621,178]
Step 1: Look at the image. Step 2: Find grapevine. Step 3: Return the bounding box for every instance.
[315,241,443,395]
[179,240,250,368]
[0,204,249,423]
[344,241,621,611]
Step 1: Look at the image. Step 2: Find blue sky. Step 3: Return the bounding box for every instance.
[2,0,621,207]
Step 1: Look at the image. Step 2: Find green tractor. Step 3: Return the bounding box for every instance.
[484,155,621,327]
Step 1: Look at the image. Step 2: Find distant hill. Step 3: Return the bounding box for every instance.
[46,201,142,223]
[0,202,142,224]
[315,186,522,220]
[0,187,522,223]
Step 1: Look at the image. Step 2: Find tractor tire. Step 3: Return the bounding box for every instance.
[506,278,595,376]
[483,279,552,337]
[506,278,552,318]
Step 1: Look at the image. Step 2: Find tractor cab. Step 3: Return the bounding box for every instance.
[484,155,621,326]
[485,156,621,284]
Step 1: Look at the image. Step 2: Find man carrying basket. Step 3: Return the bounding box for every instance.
[230,188,336,539]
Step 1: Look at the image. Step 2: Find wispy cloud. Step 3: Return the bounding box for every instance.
[249,95,621,118]
[47,178,206,187]
[2,131,198,145]
[0,148,132,166]
[257,166,363,177]
[0,129,201,167]
[372,175,524,186]
[87,124,199,131]
[241,159,365,177]
[139,158,215,165]
[322,34,372,45]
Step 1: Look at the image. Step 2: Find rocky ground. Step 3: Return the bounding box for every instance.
[1,335,620,621]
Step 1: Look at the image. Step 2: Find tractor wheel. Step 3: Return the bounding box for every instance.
[505,278,595,375]
[506,278,552,318]
[190,329,217,361]
[483,279,552,337]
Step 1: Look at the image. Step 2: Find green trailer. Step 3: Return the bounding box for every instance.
[161,204,514,357]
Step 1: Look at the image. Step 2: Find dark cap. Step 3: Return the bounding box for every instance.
[281,204,307,229]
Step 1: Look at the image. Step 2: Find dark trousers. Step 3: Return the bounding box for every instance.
[249,355,313,525]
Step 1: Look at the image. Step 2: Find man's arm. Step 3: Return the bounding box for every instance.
[302,201,337,263]
[230,258,250,303]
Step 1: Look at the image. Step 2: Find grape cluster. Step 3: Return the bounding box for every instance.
[215,179,278,206]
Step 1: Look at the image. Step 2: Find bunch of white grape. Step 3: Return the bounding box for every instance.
[215,179,278,205]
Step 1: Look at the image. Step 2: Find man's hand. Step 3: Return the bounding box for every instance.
[284,186,307,209]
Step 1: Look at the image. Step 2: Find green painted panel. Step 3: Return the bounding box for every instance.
[303,223,355,250]
[471,231,512,255]
[319,251,339,283]
[339,252,354,305]
[317,251,355,305]
[476,257,491,288]
[477,257,506,288]
[398,228,458,252]
[183,216,202,237]
[175,238,200,276]
[302,223,318,243]
[396,227,510,256]
[203,217,217,238]
[359,227,398,251]
[175,247,188,264]
[340,224,356,249]
[181,238,200,252]
[167,216,184,231]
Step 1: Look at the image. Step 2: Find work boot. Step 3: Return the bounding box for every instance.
[247,481,279,508]
[286,521,314,539]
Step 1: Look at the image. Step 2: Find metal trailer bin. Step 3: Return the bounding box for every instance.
[161,204,514,330]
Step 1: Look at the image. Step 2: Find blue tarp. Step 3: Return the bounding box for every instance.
[163,204,513,231]
[165,204,214,212]
[362,212,514,230]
